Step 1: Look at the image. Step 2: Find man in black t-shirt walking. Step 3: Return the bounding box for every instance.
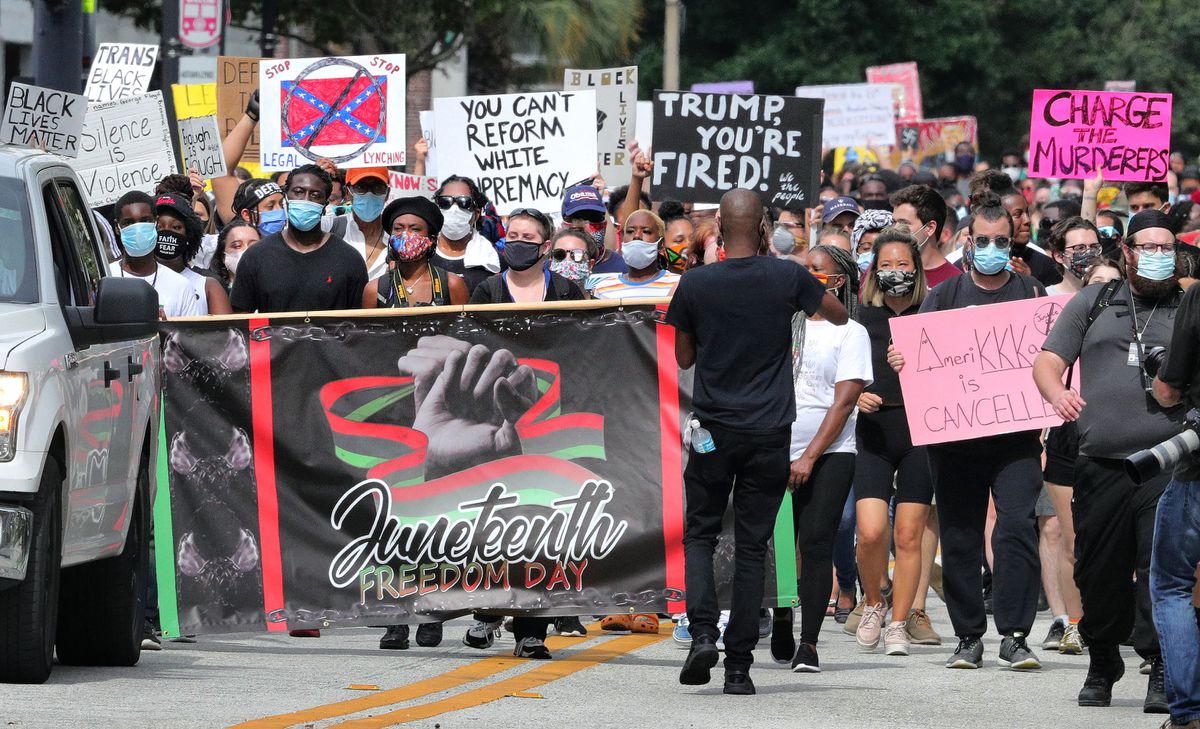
[231,163,368,314]
[666,189,848,695]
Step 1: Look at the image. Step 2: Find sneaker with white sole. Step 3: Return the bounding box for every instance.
[884,622,910,656]
[1059,623,1084,655]
[552,616,587,637]
[672,614,692,646]
[463,619,502,649]
[905,609,942,645]
[1042,619,1065,650]
[791,642,820,673]
[513,637,552,659]
[947,636,984,669]
[856,603,887,651]
[141,619,162,652]
[998,632,1042,670]
[715,610,729,651]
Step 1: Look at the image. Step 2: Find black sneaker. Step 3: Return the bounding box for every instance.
[141,619,162,652]
[723,669,755,696]
[463,619,501,649]
[416,622,443,647]
[946,637,984,669]
[1079,649,1125,707]
[679,635,719,686]
[998,633,1042,670]
[1145,658,1169,714]
[513,637,552,659]
[379,625,410,650]
[1042,619,1066,649]
[770,608,795,664]
[791,642,820,673]
[553,616,588,637]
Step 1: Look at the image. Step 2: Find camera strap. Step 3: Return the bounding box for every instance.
[1066,279,1123,390]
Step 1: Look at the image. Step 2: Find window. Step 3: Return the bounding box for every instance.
[0,176,37,303]
[54,180,103,306]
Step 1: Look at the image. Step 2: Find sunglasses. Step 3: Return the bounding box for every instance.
[973,235,1013,250]
[436,195,477,211]
[510,207,553,227]
[551,248,587,263]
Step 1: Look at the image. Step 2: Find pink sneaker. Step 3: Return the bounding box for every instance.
[856,603,887,652]
[884,621,910,656]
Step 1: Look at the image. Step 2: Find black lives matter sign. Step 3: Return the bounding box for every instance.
[651,92,823,207]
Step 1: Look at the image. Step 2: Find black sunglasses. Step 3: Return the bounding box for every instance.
[510,207,553,226]
[435,195,477,211]
[551,248,587,262]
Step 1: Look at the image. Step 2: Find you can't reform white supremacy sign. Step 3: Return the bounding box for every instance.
[66,92,177,206]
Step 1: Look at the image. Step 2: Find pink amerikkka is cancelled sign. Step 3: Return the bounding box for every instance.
[1028,88,1172,182]
[889,295,1073,446]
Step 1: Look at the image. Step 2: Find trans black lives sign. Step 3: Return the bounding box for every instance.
[652,91,824,207]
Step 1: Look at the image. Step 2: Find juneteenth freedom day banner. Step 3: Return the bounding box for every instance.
[152,303,799,636]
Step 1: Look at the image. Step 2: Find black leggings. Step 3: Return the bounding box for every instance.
[793,452,856,644]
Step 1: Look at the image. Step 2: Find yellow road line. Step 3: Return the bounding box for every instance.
[232,635,588,729]
[330,632,667,728]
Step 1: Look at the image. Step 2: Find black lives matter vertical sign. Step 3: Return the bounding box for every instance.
[1028,89,1173,182]
[651,92,823,206]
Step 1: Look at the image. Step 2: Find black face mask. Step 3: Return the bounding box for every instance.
[157,230,185,260]
[861,199,892,212]
[504,241,544,271]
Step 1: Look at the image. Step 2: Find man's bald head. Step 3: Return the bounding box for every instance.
[719,189,768,256]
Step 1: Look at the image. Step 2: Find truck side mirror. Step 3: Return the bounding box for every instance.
[95,277,158,327]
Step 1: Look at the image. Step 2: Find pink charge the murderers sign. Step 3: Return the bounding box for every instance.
[890,295,1072,446]
[1028,88,1172,182]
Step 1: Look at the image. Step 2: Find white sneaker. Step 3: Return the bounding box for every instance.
[716,610,730,651]
[884,622,910,656]
[463,619,502,649]
[856,603,887,652]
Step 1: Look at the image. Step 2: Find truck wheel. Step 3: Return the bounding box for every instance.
[56,459,148,667]
[0,458,63,684]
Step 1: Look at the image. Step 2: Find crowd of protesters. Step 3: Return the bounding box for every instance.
[92,87,1200,728]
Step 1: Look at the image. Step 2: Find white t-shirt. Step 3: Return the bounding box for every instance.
[181,267,211,315]
[790,318,873,459]
[122,264,200,319]
[321,213,389,281]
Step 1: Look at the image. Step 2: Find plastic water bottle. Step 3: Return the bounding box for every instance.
[690,419,716,454]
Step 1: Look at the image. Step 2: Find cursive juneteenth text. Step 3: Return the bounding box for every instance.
[328,480,629,589]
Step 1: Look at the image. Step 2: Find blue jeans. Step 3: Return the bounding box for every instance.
[833,487,858,594]
[1151,478,1200,724]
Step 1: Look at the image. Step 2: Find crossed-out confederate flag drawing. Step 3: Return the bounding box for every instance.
[280,75,388,147]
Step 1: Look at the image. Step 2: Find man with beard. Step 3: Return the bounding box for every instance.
[1033,210,1184,714]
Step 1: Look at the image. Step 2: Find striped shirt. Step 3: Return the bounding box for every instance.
[587,270,680,299]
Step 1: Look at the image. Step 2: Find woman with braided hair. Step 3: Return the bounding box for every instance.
[769,244,873,674]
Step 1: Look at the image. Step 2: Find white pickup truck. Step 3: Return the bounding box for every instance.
[0,146,160,683]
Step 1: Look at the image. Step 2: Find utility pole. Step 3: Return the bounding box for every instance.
[33,0,83,93]
[260,0,280,58]
[663,0,681,91]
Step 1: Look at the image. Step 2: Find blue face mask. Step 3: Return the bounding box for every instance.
[257,207,286,235]
[1136,250,1176,281]
[972,243,1010,275]
[286,200,324,232]
[856,250,874,274]
[119,222,158,257]
[351,192,386,222]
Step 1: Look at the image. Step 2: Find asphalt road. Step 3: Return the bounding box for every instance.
[0,603,1162,729]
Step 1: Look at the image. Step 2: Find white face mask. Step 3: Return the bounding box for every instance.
[225,251,242,274]
[441,206,474,240]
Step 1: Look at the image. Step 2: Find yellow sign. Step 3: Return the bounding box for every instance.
[171,83,217,120]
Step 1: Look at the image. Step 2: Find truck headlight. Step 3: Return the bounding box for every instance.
[0,372,27,462]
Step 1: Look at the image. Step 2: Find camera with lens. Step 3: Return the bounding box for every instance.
[1142,346,1168,380]
[1126,407,1200,484]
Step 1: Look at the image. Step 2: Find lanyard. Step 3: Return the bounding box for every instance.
[392,264,441,307]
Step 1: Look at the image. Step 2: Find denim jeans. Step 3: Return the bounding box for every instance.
[833,487,858,594]
[1151,478,1200,724]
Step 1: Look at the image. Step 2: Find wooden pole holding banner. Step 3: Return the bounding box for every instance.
[167,297,675,323]
[33,0,83,93]
[663,0,681,91]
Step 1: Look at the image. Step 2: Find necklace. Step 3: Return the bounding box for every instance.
[121,263,158,288]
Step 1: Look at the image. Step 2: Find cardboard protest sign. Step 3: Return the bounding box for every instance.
[418,109,438,178]
[433,91,598,215]
[1,82,86,157]
[258,54,407,170]
[564,66,638,185]
[217,56,261,167]
[636,100,654,148]
[1028,89,1172,182]
[794,83,896,148]
[651,91,824,207]
[866,62,923,124]
[178,115,227,179]
[85,42,159,103]
[69,91,177,206]
[172,83,218,121]
[691,80,754,94]
[890,295,1071,446]
[891,116,977,170]
[387,171,437,200]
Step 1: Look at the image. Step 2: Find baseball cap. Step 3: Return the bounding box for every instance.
[561,184,606,222]
[155,192,198,224]
[822,196,861,224]
[345,167,389,187]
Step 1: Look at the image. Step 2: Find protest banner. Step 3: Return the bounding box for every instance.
[866,62,923,124]
[890,295,1071,446]
[69,91,177,206]
[179,56,218,84]
[891,115,978,169]
[1028,88,1172,182]
[152,303,798,636]
[794,83,896,148]
[84,42,158,103]
[258,54,407,170]
[651,91,824,207]
[433,91,598,215]
[418,109,438,178]
[178,115,227,179]
[217,56,261,167]
[387,171,438,200]
[690,80,755,94]
[1,82,86,157]
[172,83,218,122]
[636,100,654,148]
[564,66,638,185]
